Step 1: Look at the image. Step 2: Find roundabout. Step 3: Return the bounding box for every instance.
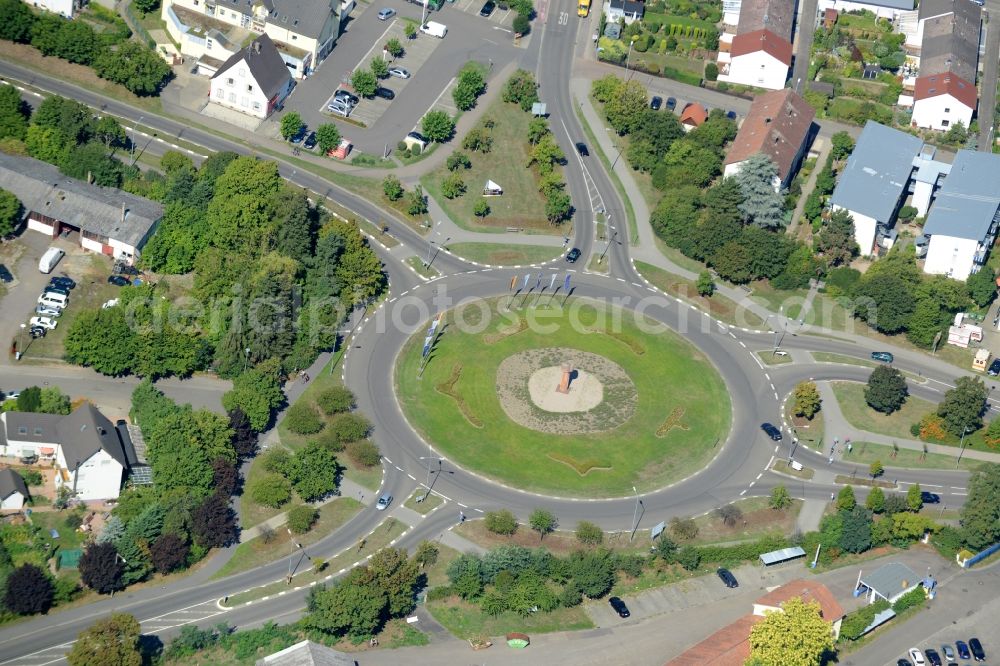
[393,297,732,497]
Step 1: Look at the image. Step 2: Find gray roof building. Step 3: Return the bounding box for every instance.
[919,0,981,84]
[212,34,292,101]
[2,404,136,471]
[0,469,29,503]
[255,641,355,666]
[868,0,914,8]
[922,150,1000,241]
[858,562,921,603]
[830,121,924,223]
[0,153,162,250]
[213,0,337,39]
[737,0,794,37]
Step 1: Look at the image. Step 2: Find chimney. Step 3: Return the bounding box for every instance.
[254,40,261,55]
[121,202,127,223]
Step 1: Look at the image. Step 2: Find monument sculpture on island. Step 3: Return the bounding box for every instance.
[556,362,573,394]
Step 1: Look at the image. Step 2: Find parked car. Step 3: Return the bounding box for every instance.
[377,7,395,19]
[28,326,46,339]
[941,645,955,663]
[650,95,662,110]
[924,648,942,666]
[908,648,926,665]
[921,491,940,504]
[407,131,428,145]
[44,285,69,297]
[761,422,782,441]
[956,641,971,660]
[897,660,912,666]
[666,97,676,110]
[35,304,61,318]
[327,98,353,114]
[108,275,130,287]
[716,568,738,588]
[989,358,1000,376]
[334,89,359,105]
[388,66,411,79]
[479,0,495,16]
[565,248,581,263]
[374,86,395,100]
[575,142,589,156]
[969,638,985,661]
[289,126,307,144]
[608,596,630,618]
[726,110,738,120]
[871,351,894,363]
[303,132,317,150]
[48,276,76,290]
[376,493,393,510]
[29,316,57,330]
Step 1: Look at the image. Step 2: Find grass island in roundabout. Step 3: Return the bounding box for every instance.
[395,297,731,497]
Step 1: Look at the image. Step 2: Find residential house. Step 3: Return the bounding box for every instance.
[723,89,816,192]
[30,0,80,19]
[255,640,355,666]
[717,0,794,90]
[0,404,141,502]
[829,121,925,256]
[0,153,162,267]
[162,0,340,78]
[0,469,29,511]
[752,579,846,639]
[922,150,1000,280]
[679,103,709,131]
[816,0,914,21]
[605,0,644,23]
[210,34,294,119]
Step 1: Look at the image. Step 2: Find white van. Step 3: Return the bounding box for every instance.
[38,292,68,309]
[38,247,65,274]
[420,21,447,38]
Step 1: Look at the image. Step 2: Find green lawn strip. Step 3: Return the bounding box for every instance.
[834,474,896,489]
[747,280,809,316]
[423,543,460,588]
[403,256,439,279]
[634,261,766,328]
[427,597,593,639]
[687,497,802,545]
[403,489,444,515]
[225,518,406,606]
[611,566,691,596]
[214,498,362,579]
[810,352,926,383]
[771,459,815,480]
[842,441,982,472]
[587,254,609,274]
[398,297,731,496]
[757,351,792,365]
[785,399,825,450]
[445,243,561,266]
[395,140,441,166]
[454,520,655,556]
[573,103,639,245]
[239,458,292,529]
[831,381,935,441]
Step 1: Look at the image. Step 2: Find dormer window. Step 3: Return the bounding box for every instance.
[17,426,26,435]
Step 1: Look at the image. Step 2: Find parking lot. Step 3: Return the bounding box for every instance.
[450,0,516,29]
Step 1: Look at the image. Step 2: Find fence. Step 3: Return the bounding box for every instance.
[960,541,1000,568]
[121,3,156,49]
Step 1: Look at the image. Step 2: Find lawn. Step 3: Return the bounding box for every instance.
[403,489,444,515]
[831,381,935,440]
[785,394,825,449]
[445,243,561,266]
[455,520,656,556]
[772,459,815,480]
[843,441,982,472]
[428,596,593,639]
[396,298,731,496]
[757,351,792,365]
[687,497,801,545]
[213,498,363,579]
[420,98,558,234]
[635,261,766,328]
[404,256,438,279]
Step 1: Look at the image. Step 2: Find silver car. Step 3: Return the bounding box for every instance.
[376,493,392,510]
[388,67,410,79]
[327,99,353,117]
[35,304,61,317]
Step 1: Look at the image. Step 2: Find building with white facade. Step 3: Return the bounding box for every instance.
[29,0,80,18]
[829,121,925,257]
[816,0,914,21]
[0,153,162,267]
[717,0,793,90]
[210,34,293,119]
[0,405,144,501]
[0,470,28,511]
[912,72,977,130]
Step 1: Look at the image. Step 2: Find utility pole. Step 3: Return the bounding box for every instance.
[600,229,618,264]
[419,455,442,501]
[629,486,641,541]
[130,116,144,167]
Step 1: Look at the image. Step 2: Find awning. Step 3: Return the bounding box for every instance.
[39,447,55,456]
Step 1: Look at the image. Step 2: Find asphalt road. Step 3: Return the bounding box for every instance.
[977,0,1000,151]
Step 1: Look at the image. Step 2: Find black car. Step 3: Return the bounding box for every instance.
[969,637,985,661]
[303,132,317,150]
[989,359,1000,376]
[374,87,395,100]
[726,110,738,120]
[334,89,360,106]
[896,660,912,666]
[575,142,589,156]
[566,247,581,263]
[608,596,630,618]
[651,96,663,110]
[871,351,894,363]
[289,126,307,144]
[48,276,76,290]
[925,648,942,666]
[717,567,738,588]
[29,326,46,339]
[479,0,495,16]
[108,275,130,287]
[666,97,676,110]
[956,641,971,660]
[921,491,940,504]
[761,422,782,441]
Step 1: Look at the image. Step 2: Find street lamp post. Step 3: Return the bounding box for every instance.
[287,529,303,584]
[957,425,972,466]
[419,455,442,501]
[629,486,640,541]
[16,323,25,361]
[244,347,250,372]
[600,229,618,264]
[624,40,634,79]
[130,116,144,166]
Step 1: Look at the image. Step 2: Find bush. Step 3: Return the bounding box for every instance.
[676,545,701,571]
[316,428,346,452]
[329,412,372,444]
[260,448,293,475]
[249,473,292,508]
[669,516,698,541]
[695,535,789,567]
[704,62,718,81]
[512,13,530,35]
[345,439,381,467]
[284,402,324,435]
[484,509,518,535]
[287,504,319,534]
[20,470,43,486]
[446,152,472,171]
[575,521,603,545]
[315,387,354,415]
[891,587,926,613]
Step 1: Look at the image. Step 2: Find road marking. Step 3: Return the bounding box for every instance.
[952,492,967,495]
[407,473,416,480]
[950,486,966,490]
[558,10,568,24]
[457,502,468,508]
[756,472,763,480]
[924,484,943,488]
[739,489,747,496]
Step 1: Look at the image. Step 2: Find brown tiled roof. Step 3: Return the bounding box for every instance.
[736,0,793,37]
[754,580,845,620]
[920,1,981,85]
[730,29,793,65]
[680,103,709,127]
[666,615,762,666]
[913,71,978,109]
[724,89,815,181]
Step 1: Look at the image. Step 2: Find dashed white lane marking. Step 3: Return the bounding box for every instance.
[763,373,771,381]
[755,472,763,480]
[950,486,966,490]
[457,502,468,508]
[773,391,779,400]
[738,341,747,348]
[739,489,748,496]
[952,492,967,496]
[924,484,943,488]
[407,473,416,480]
[395,465,403,471]
[474,508,484,513]
[748,481,755,488]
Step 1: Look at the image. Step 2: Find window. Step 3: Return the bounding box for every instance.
[247,84,253,92]
[206,38,213,49]
[252,101,262,111]
[292,34,297,39]
[229,92,236,103]
[17,426,26,435]
[944,107,950,113]
[942,119,950,127]
[216,87,224,98]
[33,427,42,435]
[226,77,234,85]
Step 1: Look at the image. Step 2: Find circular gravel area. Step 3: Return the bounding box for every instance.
[496,348,636,435]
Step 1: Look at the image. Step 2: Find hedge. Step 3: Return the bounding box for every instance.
[694,534,790,566]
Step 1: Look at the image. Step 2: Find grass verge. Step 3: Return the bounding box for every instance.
[834,474,896,488]
[403,489,444,514]
[445,243,560,266]
[831,381,935,441]
[771,459,815,480]
[454,520,654,556]
[404,256,439,278]
[757,351,792,365]
[428,597,593,639]
[843,441,981,471]
[635,261,766,328]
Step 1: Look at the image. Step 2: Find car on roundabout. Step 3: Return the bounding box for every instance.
[376,493,392,510]
[871,351,894,363]
[565,248,581,263]
[761,422,782,441]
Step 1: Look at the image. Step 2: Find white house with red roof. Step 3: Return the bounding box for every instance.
[717,0,793,90]
[911,72,978,130]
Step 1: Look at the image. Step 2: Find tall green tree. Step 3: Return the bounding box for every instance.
[315,123,341,154]
[0,85,29,141]
[960,465,1000,550]
[501,69,539,111]
[967,266,997,307]
[421,110,455,142]
[305,569,388,640]
[452,64,486,111]
[0,189,22,237]
[747,597,834,666]
[836,486,856,512]
[906,298,944,348]
[603,79,647,134]
[733,153,786,228]
[0,0,34,43]
[92,41,171,96]
[937,376,989,437]
[529,508,557,540]
[864,365,908,414]
[350,69,377,97]
[66,613,142,666]
[831,130,856,160]
[907,483,923,512]
[839,506,872,553]
[793,381,821,419]
[204,157,281,253]
[814,208,858,266]
[866,486,885,513]
[287,440,340,502]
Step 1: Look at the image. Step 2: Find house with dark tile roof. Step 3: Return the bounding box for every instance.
[717,0,794,90]
[0,469,29,511]
[210,34,294,119]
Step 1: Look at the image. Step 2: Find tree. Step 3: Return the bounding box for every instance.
[865,365,908,414]
[767,485,791,510]
[228,409,258,458]
[328,412,372,444]
[501,69,539,111]
[704,61,718,81]
[414,541,439,569]
[446,151,471,171]
[567,551,615,597]
[748,597,834,666]
[288,441,340,502]
[316,387,354,415]
[528,135,564,175]
[545,190,572,224]
[793,382,821,419]
[404,22,417,39]
[716,504,743,527]
[831,131,855,160]
[421,110,455,142]
[967,266,996,307]
[370,57,389,80]
[149,533,189,574]
[866,486,885,513]
[382,175,404,201]
[0,0,35,43]
[839,506,873,553]
[366,547,421,617]
[15,386,41,412]
[305,572,387,640]
[38,386,72,414]
[406,185,428,216]
[279,112,303,141]
[854,274,916,333]
[529,508,557,540]
[350,69,377,98]
[836,485,857,511]
[285,402,324,435]
[79,542,125,594]
[462,127,492,153]
[0,85,29,142]
[453,65,486,111]
[316,123,341,154]
[655,536,678,561]
[191,493,238,548]
[906,483,923,512]
[385,37,404,57]
[960,465,1000,550]
[249,473,292,508]
[814,208,858,266]
[669,516,699,540]
[485,509,518,535]
[527,117,550,145]
[906,297,944,348]
[203,156,281,255]
[869,460,884,479]
[696,271,714,297]
[93,41,171,96]
[94,116,126,152]
[221,361,284,431]
[733,153,785,228]
[676,545,700,571]
[66,613,142,666]
[512,12,530,34]
[5,564,54,614]
[937,376,989,437]
[287,504,319,533]
[473,199,490,219]
[441,172,466,199]
[604,79,648,134]
[575,521,603,545]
